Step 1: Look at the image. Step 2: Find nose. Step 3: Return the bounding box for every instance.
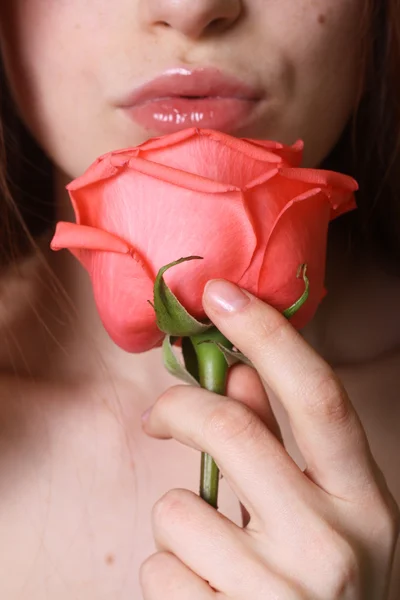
[145,0,243,39]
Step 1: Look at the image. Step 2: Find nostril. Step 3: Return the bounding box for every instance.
[151,2,242,39]
[211,17,227,27]
[205,15,239,35]
[157,18,224,31]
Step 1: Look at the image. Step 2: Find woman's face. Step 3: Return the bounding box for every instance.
[0,0,363,177]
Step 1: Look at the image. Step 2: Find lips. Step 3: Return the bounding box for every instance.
[118,67,264,134]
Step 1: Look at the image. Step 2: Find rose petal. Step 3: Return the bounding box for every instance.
[135,128,282,187]
[67,156,122,197]
[87,250,163,353]
[69,169,258,318]
[127,156,239,193]
[136,128,198,152]
[138,127,283,161]
[241,138,304,167]
[51,223,161,352]
[51,222,132,254]
[279,167,358,191]
[239,172,318,291]
[278,167,359,218]
[256,190,332,329]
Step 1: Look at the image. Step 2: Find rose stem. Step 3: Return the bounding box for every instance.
[190,329,232,509]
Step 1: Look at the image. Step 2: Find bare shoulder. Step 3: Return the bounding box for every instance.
[0,372,87,417]
[0,374,237,600]
[0,373,141,487]
[0,373,156,600]
[0,374,93,481]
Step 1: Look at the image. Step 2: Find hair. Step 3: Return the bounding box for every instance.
[323,0,400,276]
[0,0,400,276]
[0,57,54,267]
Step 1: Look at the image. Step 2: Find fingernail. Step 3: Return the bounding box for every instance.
[204,280,250,313]
[141,406,153,424]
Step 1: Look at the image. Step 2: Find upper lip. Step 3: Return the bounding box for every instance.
[117,67,263,107]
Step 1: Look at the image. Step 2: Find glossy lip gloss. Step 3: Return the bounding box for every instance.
[117,67,264,134]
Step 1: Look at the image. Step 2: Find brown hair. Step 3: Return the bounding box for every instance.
[1,1,400,274]
[0,56,54,267]
[323,0,400,275]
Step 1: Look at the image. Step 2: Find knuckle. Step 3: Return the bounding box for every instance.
[139,551,175,587]
[374,468,400,537]
[158,384,187,407]
[203,400,262,445]
[152,488,191,530]
[304,371,350,424]
[258,310,293,348]
[251,562,308,600]
[359,464,400,543]
[373,495,400,544]
[325,537,360,597]
[390,498,400,537]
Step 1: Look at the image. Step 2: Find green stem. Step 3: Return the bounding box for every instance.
[190,328,232,509]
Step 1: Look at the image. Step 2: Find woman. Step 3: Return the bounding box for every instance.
[0,1,399,598]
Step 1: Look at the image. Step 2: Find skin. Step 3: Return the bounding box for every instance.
[141,285,400,598]
[0,0,399,598]
[0,0,362,173]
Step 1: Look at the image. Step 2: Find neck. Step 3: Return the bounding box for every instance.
[1,172,400,384]
[0,172,175,394]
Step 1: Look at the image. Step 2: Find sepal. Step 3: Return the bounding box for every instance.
[162,335,200,386]
[181,337,200,382]
[151,256,212,336]
[212,344,254,368]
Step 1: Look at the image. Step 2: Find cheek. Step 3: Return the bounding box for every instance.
[1,5,94,98]
[0,2,119,175]
[0,0,365,177]
[273,0,363,51]
[297,2,362,78]
[0,1,147,178]
[0,4,80,132]
[270,0,364,165]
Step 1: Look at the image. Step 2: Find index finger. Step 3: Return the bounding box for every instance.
[203,280,378,501]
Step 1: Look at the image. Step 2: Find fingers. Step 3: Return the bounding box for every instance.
[142,385,308,526]
[202,280,376,501]
[226,364,284,527]
[225,364,283,527]
[145,488,304,600]
[226,363,283,443]
[140,550,217,599]
[149,488,252,597]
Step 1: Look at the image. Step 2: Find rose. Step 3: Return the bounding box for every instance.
[50,127,357,353]
[50,127,359,510]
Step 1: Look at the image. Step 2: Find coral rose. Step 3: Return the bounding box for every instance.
[50,128,357,353]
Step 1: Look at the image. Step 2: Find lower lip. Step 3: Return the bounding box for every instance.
[123,97,259,134]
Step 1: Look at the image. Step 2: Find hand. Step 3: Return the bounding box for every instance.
[140,280,400,599]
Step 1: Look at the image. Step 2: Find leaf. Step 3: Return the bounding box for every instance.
[152,256,212,336]
[162,335,200,386]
